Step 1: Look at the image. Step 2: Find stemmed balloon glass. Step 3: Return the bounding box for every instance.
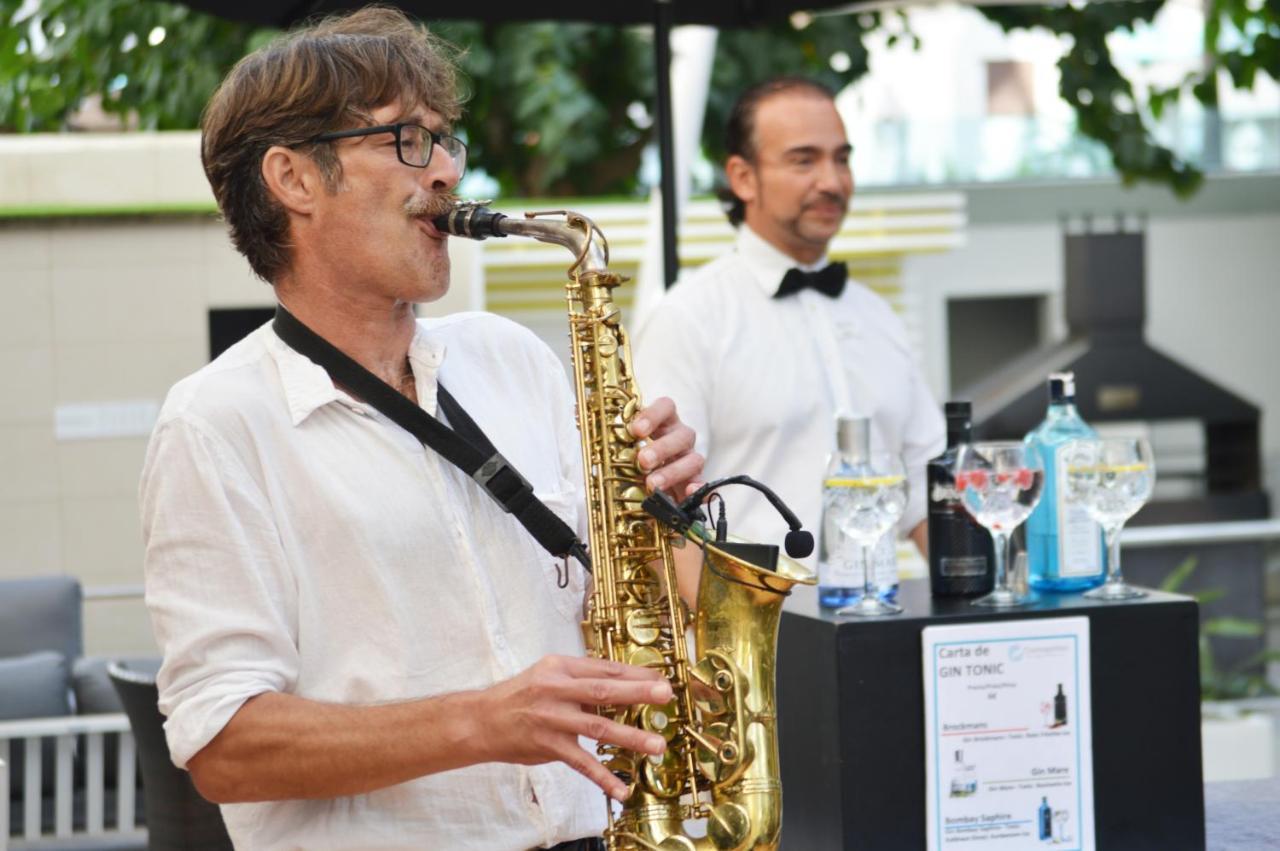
[823,451,908,616]
[1053,809,1070,844]
[953,442,1045,608]
[1062,437,1155,600]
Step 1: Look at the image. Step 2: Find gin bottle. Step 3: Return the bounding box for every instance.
[927,401,995,597]
[1024,373,1105,592]
[949,749,978,797]
[818,417,899,608]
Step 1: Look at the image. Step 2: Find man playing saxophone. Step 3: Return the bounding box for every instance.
[139,9,704,850]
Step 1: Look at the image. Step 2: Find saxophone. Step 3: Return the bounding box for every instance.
[435,203,815,851]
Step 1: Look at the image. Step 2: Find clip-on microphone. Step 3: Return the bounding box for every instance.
[642,475,814,570]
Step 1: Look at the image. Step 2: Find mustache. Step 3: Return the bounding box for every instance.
[404,192,460,220]
[804,191,849,210]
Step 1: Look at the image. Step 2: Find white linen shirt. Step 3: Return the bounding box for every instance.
[140,312,603,850]
[633,225,945,562]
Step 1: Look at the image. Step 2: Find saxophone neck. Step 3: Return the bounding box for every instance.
[435,202,610,276]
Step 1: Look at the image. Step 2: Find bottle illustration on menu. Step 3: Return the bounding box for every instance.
[1038,796,1053,841]
[948,749,978,797]
[1053,683,1069,728]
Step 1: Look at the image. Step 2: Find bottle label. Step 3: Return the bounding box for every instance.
[873,531,897,588]
[940,555,987,578]
[1055,451,1103,577]
[818,552,862,587]
[819,511,863,587]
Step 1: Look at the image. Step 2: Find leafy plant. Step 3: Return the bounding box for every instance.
[1161,555,1280,701]
[1,0,1276,198]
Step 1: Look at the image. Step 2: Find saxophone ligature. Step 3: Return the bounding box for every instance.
[435,201,816,851]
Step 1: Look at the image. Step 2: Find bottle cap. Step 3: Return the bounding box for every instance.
[1048,372,1076,402]
[836,416,871,457]
[944,400,972,419]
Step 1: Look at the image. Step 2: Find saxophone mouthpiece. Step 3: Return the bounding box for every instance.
[433,200,509,240]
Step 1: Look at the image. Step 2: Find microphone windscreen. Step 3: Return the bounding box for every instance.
[784,530,814,559]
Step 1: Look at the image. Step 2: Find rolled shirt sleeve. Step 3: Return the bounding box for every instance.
[140,416,298,768]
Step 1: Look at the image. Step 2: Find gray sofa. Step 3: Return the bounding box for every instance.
[0,574,147,846]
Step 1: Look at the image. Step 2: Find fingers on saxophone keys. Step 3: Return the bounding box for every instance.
[628,396,675,440]
[558,711,667,758]
[566,676,673,709]
[563,744,632,802]
[560,656,665,681]
[646,450,704,495]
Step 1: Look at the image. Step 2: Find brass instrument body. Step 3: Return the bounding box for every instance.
[447,206,814,851]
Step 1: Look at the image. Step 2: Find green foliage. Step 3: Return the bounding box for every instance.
[433,21,653,196]
[704,14,876,165]
[1,0,1276,197]
[1161,555,1280,700]
[0,0,267,131]
[979,1,1203,197]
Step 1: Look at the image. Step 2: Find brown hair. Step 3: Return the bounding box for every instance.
[201,6,464,283]
[718,77,836,227]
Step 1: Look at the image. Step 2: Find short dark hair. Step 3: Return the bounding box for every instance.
[201,7,464,283]
[717,77,836,227]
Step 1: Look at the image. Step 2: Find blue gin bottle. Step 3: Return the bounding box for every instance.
[1024,372,1105,592]
[818,417,899,607]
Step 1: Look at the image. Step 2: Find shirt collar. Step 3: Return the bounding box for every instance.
[267,318,447,426]
[734,224,831,298]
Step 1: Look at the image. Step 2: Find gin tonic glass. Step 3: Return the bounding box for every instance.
[953,442,1044,608]
[1062,437,1155,600]
[823,452,908,616]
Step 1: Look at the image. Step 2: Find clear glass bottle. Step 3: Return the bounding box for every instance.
[1024,372,1105,592]
[818,417,898,608]
[949,749,978,797]
[927,401,996,597]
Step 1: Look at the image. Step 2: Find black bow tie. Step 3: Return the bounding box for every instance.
[774,261,847,299]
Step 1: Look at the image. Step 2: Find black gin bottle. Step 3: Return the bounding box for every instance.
[927,401,996,596]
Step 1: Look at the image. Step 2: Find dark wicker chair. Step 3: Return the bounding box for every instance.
[107,663,233,851]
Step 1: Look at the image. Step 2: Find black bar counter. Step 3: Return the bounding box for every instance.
[776,578,1205,850]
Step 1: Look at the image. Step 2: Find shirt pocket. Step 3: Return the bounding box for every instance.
[533,486,589,624]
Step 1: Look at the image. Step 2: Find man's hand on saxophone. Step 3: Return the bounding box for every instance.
[469,655,674,803]
[627,395,705,500]
[622,395,707,608]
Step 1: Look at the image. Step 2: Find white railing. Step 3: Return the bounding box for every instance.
[1122,518,1280,549]
[0,714,142,848]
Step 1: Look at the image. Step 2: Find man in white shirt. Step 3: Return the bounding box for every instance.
[634,77,944,564]
[140,9,703,850]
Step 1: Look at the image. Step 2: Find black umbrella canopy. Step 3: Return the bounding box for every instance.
[177,1,839,29]
[174,1,862,284]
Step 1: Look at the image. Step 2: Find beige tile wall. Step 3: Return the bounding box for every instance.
[0,216,269,655]
[0,212,478,657]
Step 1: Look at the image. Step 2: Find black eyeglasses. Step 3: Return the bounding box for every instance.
[310,123,467,177]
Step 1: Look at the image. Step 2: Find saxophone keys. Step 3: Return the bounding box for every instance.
[640,700,678,742]
[618,485,648,508]
[640,747,685,799]
[625,610,662,646]
[705,801,752,848]
[614,445,639,472]
[596,331,618,357]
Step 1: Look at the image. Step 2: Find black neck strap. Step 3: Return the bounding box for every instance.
[271,306,590,573]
